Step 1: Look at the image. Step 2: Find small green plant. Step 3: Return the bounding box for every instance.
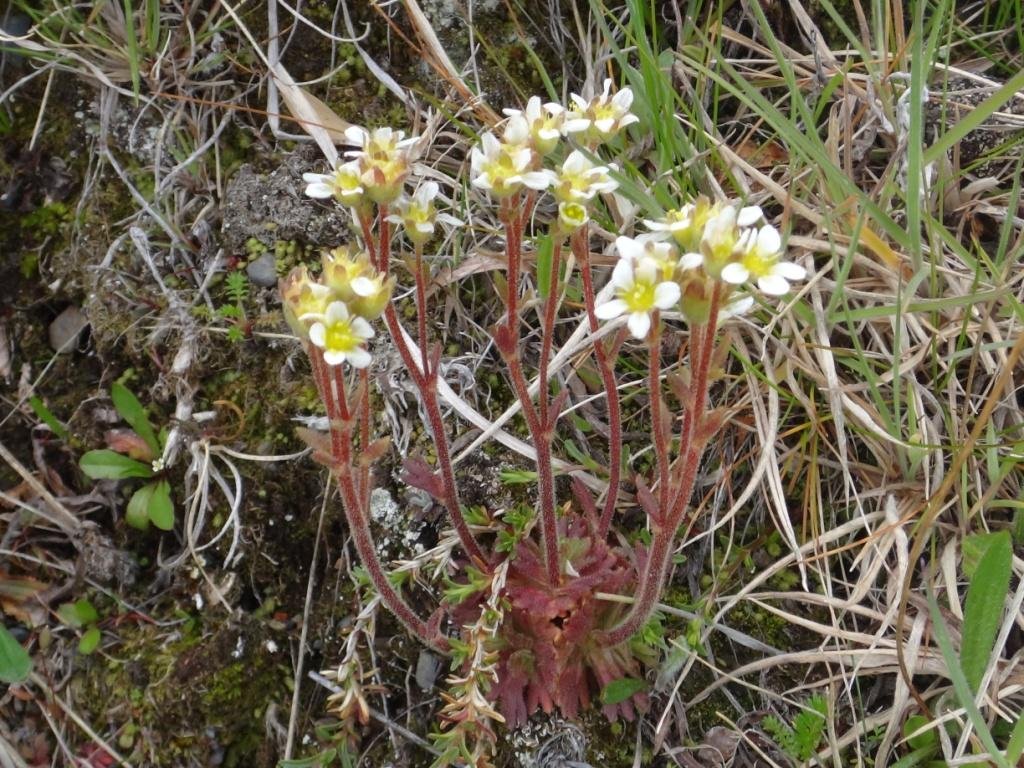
[217,269,252,342]
[57,598,102,655]
[762,695,828,763]
[78,380,175,531]
[0,625,32,684]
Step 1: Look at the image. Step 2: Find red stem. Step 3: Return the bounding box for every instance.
[600,283,723,647]
[327,359,447,652]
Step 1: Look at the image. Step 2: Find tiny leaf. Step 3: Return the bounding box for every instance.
[599,677,647,706]
[961,530,1012,693]
[80,449,153,480]
[125,486,153,530]
[0,624,32,683]
[78,626,101,655]
[147,480,174,531]
[111,381,160,455]
[536,233,554,299]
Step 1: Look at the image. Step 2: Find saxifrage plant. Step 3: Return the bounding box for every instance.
[279,79,807,765]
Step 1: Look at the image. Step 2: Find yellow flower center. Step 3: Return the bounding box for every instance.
[622,280,657,313]
[324,321,362,353]
[742,249,777,278]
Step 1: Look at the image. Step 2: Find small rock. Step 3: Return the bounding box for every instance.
[48,306,89,353]
[245,252,278,287]
[415,650,441,691]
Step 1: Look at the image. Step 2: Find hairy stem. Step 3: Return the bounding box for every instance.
[648,317,670,513]
[600,283,723,647]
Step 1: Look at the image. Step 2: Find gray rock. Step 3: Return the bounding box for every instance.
[246,252,278,287]
[48,305,89,353]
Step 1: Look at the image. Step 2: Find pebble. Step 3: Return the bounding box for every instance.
[245,252,278,287]
[48,306,89,353]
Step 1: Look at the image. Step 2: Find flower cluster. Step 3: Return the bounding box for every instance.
[279,246,393,368]
[593,198,807,337]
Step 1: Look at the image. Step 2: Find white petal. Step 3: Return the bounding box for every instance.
[721,296,754,318]
[720,262,749,285]
[679,252,704,270]
[653,281,681,309]
[351,277,376,297]
[325,301,349,322]
[612,87,633,109]
[594,117,615,134]
[323,350,346,366]
[471,175,493,191]
[538,127,561,142]
[618,114,640,128]
[504,115,529,144]
[351,316,375,339]
[304,182,335,199]
[308,322,326,348]
[417,181,439,202]
[775,260,806,281]
[615,236,644,263]
[520,172,551,190]
[470,146,486,171]
[634,257,658,284]
[627,311,651,340]
[302,172,330,183]
[756,225,782,255]
[563,150,587,173]
[344,126,368,147]
[610,258,635,289]
[758,274,790,296]
[415,221,434,235]
[563,118,591,133]
[737,205,763,228]
[480,132,501,156]
[347,348,372,369]
[594,298,627,320]
[437,213,464,227]
[569,93,589,110]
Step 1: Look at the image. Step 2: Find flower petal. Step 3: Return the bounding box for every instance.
[594,298,627,320]
[758,274,790,296]
[347,347,372,369]
[721,295,754,318]
[323,350,346,366]
[775,261,807,281]
[653,281,681,309]
[520,172,551,190]
[350,317,375,339]
[627,311,651,340]
[615,236,644,263]
[679,252,704,270]
[737,205,763,228]
[304,182,335,199]
[325,301,349,322]
[610,258,635,289]
[308,322,326,348]
[756,225,782,255]
[720,262,749,285]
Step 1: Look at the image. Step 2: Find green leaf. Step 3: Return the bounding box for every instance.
[79,449,153,480]
[903,714,938,751]
[78,626,101,655]
[961,531,1006,580]
[28,396,69,440]
[111,381,160,456]
[499,469,538,485]
[1006,710,1024,764]
[927,585,1012,768]
[961,530,1012,693]
[125,486,153,530]
[0,624,32,683]
[599,677,647,706]
[147,480,174,531]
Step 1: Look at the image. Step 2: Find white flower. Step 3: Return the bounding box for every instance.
[470,132,550,198]
[343,126,418,203]
[386,181,463,245]
[564,79,639,142]
[503,96,565,155]
[615,234,679,281]
[302,160,364,206]
[595,241,681,339]
[720,225,806,296]
[547,150,618,203]
[736,205,764,228]
[307,301,375,368]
